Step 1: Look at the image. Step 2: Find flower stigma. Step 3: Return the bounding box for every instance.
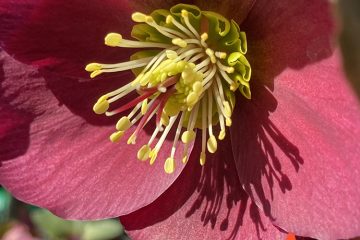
[86,4,251,174]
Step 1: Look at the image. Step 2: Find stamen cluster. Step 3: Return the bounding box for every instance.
[86,4,251,173]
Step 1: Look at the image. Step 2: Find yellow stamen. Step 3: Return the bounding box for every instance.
[110,131,124,143]
[149,150,158,165]
[85,63,102,72]
[137,145,151,161]
[90,70,103,78]
[218,130,226,140]
[127,133,137,144]
[116,116,131,131]
[88,4,251,172]
[172,38,187,48]
[131,12,147,22]
[105,33,122,47]
[181,130,196,143]
[93,96,109,114]
[200,151,206,166]
[164,157,175,174]
[207,135,217,153]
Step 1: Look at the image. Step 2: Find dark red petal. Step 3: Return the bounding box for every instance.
[195,0,256,24]
[230,0,360,238]
[0,0,255,78]
[121,137,286,240]
[0,50,192,219]
[0,0,136,78]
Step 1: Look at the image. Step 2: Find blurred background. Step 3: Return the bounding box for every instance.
[0,187,130,240]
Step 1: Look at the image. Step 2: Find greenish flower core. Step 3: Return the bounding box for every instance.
[86,4,251,173]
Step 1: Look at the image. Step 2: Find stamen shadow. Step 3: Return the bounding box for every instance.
[121,0,335,238]
[228,0,334,224]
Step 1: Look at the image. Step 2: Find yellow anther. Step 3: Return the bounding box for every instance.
[227,67,235,74]
[201,33,208,42]
[188,62,196,69]
[104,33,122,47]
[164,102,180,116]
[181,9,189,18]
[182,67,196,84]
[149,150,158,165]
[131,12,147,23]
[176,61,186,72]
[93,97,109,114]
[192,81,203,93]
[127,133,137,144]
[207,135,218,153]
[200,151,206,166]
[137,145,151,161]
[141,99,148,115]
[85,63,102,72]
[218,130,226,140]
[116,116,131,131]
[186,92,199,106]
[215,52,227,59]
[166,50,178,60]
[145,16,154,23]
[109,131,124,143]
[132,73,144,86]
[205,48,217,63]
[172,38,187,48]
[223,101,232,118]
[140,73,150,86]
[182,155,188,164]
[90,70,103,78]
[181,130,196,144]
[166,15,173,24]
[230,82,239,91]
[164,157,175,174]
[226,118,232,127]
[205,48,214,56]
[161,114,170,126]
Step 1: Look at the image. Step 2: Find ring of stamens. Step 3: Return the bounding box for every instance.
[87,4,251,174]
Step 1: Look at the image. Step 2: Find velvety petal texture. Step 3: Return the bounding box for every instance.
[230,0,360,239]
[0,0,256,78]
[0,50,191,219]
[0,0,135,78]
[121,138,286,240]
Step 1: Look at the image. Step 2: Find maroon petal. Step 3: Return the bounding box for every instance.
[230,0,360,238]
[121,138,286,240]
[0,50,191,219]
[0,0,136,78]
[194,0,256,24]
[0,0,255,78]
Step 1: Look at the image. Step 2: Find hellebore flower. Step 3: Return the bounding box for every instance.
[1,0,360,240]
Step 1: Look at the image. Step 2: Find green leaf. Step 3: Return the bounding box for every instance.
[0,188,12,223]
[81,220,124,240]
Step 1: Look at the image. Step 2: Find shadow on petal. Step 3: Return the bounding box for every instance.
[42,70,137,126]
[121,137,285,240]
[230,1,360,239]
[0,54,34,163]
[231,85,304,221]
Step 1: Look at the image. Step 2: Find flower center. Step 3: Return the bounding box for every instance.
[86,4,251,174]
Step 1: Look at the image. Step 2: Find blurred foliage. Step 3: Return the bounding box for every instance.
[335,0,360,99]
[0,187,131,240]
